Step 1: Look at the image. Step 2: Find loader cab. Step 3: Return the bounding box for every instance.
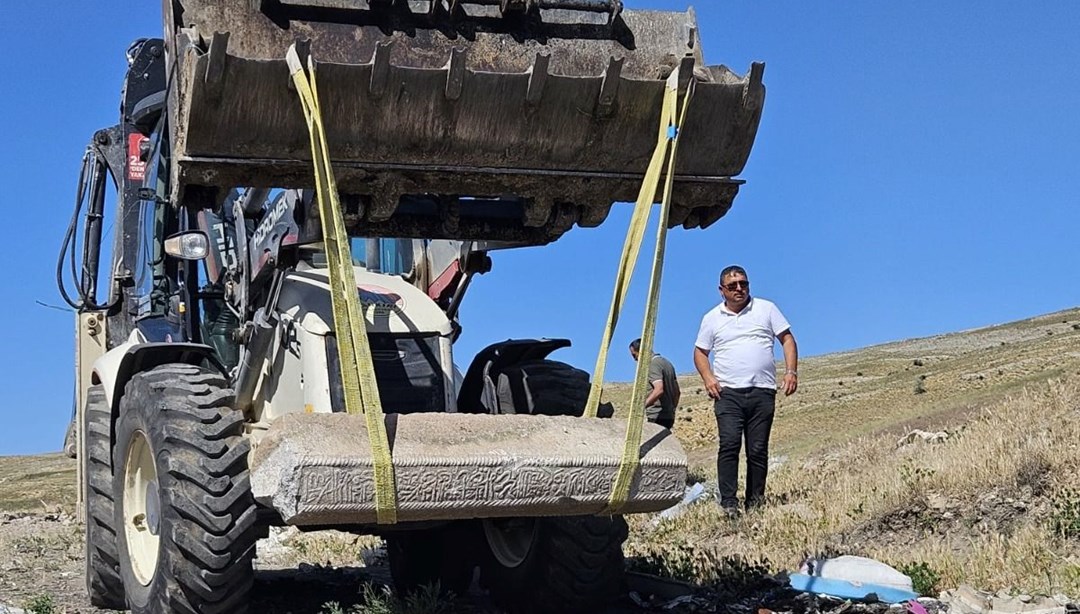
[132,125,180,338]
[131,119,240,369]
[351,237,415,277]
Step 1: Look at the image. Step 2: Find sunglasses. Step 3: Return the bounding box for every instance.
[721,280,749,291]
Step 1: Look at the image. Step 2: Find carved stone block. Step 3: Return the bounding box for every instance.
[250,412,688,525]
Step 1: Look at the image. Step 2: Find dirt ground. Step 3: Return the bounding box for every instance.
[0,509,965,614]
[0,508,392,613]
[0,477,682,613]
[0,452,478,613]
[0,464,951,614]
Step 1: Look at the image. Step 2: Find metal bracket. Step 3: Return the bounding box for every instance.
[369,41,393,98]
[525,53,551,105]
[596,56,624,117]
[203,32,230,103]
[137,187,169,205]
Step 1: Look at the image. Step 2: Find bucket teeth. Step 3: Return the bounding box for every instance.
[501,0,528,15]
[369,194,399,223]
[745,61,766,107]
[578,202,613,228]
[522,199,553,228]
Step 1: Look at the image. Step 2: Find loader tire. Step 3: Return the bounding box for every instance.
[63,418,77,459]
[484,360,626,613]
[112,364,256,614]
[84,384,126,609]
[482,515,629,614]
[386,523,478,598]
[495,359,613,418]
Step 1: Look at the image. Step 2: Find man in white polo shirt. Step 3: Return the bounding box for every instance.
[694,265,798,515]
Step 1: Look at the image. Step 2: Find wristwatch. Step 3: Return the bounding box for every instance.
[785,370,798,376]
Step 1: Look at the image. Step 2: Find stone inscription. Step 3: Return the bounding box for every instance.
[298,464,684,509]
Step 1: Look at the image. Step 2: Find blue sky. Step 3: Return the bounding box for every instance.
[1,2,1078,455]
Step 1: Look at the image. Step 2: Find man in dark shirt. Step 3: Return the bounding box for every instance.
[629,338,681,429]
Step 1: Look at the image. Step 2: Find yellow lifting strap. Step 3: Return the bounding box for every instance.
[584,67,695,513]
[286,45,398,525]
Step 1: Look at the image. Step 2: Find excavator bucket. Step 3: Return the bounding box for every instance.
[166,0,765,239]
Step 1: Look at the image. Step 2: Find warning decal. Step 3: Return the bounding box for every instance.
[127,133,149,182]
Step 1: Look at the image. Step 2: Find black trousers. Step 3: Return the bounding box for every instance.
[714,387,776,509]
[650,414,674,429]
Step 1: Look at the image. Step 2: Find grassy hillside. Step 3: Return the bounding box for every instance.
[603,309,1080,463]
[0,453,75,514]
[609,307,1080,596]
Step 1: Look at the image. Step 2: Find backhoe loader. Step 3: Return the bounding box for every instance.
[57,1,765,612]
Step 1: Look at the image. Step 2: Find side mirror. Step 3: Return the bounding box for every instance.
[164,231,209,261]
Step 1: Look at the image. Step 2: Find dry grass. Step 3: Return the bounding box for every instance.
[613,308,1080,598]
[625,378,1080,596]
[268,529,385,569]
[0,453,76,514]
[603,309,1080,466]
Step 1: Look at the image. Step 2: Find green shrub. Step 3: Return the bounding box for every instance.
[897,561,942,596]
[913,375,928,395]
[24,594,57,614]
[627,543,773,588]
[1051,487,1080,539]
[899,460,936,493]
[321,583,450,614]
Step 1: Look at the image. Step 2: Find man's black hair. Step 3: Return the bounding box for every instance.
[629,338,641,352]
[720,265,748,285]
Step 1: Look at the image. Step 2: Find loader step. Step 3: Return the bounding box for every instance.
[249,413,687,525]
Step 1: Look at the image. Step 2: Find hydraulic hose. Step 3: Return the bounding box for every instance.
[57,147,119,312]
